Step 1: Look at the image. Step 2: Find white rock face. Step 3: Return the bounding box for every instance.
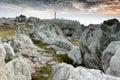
[102,41,120,77]
[10,33,52,67]
[4,43,16,60]
[0,44,8,80]
[0,44,6,66]
[5,57,34,80]
[28,24,82,65]
[50,63,120,80]
[29,24,64,44]
[79,19,120,69]
[0,43,35,80]
[68,46,82,64]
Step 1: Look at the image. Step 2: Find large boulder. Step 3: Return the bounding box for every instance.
[79,19,120,69]
[72,24,84,39]
[0,42,35,80]
[19,22,82,65]
[0,44,6,66]
[0,44,8,80]
[102,41,120,77]
[15,15,27,23]
[5,57,34,80]
[34,24,82,64]
[68,46,82,65]
[28,24,64,44]
[9,32,52,67]
[50,63,120,80]
[4,43,16,61]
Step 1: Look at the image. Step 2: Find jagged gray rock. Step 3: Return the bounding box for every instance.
[5,57,34,80]
[0,43,35,80]
[0,44,6,66]
[4,43,15,60]
[29,24,64,44]
[0,44,8,80]
[29,23,82,64]
[102,41,120,77]
[72,24,83,39]
[9,32,52,67]
[68,46,82,65]
[50,63,120,80]
[79,19,120,69]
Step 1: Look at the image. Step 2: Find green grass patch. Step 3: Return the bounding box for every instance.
[32,65,52,80]
[32,40,48,49]
[70,39,80,46]
[0,27,16,38]
[22,54,29,58]
[53,54,73,64]
[32,39,56,54]
[5,58,12,63]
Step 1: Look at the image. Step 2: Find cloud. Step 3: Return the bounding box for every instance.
[0,0,120,14]
[0,3,22,10]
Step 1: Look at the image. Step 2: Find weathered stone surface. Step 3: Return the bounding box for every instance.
[79,19,120,69]
[0,44,8,80]
[4,43,15,60]
[0,44,6,66]
[9,33,52,67]
[29,24,64,44]
[0,44,35,80]
[5,57,34,80]
[68,46,82,65]
[102,41,120,77]
[23,22,82,65]
[72,24,83,39]
[50,63,120,80]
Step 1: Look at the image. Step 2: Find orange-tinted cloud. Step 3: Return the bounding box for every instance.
[0,0,120,14]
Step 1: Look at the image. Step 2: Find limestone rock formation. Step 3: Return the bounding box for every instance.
[68,46,82,65]
[15,15,27,23]
[28,23,82,65]
[102,41,120,77]
[72,24,84,39]
[29,24,64,44]
[9,32,52,67]
[2,15,120,80]
[0,42,34,80]
[0,44,8,80]
[5,57,34,80]
[4,43,16,61]
[50,63,120,80]
[79,19,120,69]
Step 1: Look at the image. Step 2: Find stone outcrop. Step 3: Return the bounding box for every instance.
[0,44,8,80]
[27,23,82,65]
[102,41,120,77]
[72,24,84,39]
[79,19,120,69]
[0,42,34,80]
[4,43,16,61]
[9,32,52,67]
[5,57,34,80]
[28,24,64,44]
[68,46,82,65]
[50,63,120,80]
[1,15,120,80]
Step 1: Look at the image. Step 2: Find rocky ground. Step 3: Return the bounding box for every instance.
[0,15,120,80]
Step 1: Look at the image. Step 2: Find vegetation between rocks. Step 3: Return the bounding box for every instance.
[0,27,16,38]
[32,65,52,80]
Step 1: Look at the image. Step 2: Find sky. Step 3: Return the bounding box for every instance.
[0,0,120,25]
